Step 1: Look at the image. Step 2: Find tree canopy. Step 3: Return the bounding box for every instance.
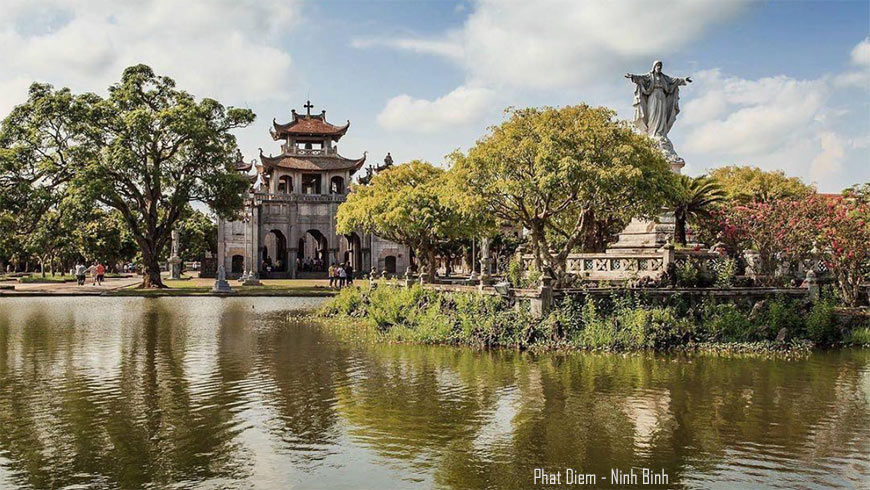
[0,65,254,286]
[708,165,813,204]
[337,160,488,281]
[451,105,675,284]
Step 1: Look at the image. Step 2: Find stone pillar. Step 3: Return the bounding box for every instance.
[212,264,234,293]
[169,229,182,280]
[806,269,819,302]
[530,276,553,319]
[288,248,298,279]
[479,237,492,286]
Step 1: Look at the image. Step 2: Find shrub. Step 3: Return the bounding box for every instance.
[845,326,870,346]
[713,257,737,288]
[806,300,840,345]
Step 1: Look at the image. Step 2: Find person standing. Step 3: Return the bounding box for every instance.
[338,263,347,288]
[95,262,106,286]
[345,262,354,286]
[328,264,335,288]
[75,262,86,286]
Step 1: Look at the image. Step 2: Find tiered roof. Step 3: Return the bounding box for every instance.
[271,101,349,141]
[261,101,365,175]
[259,150,366,173]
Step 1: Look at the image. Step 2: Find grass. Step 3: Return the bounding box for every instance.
[846,326,870,346]
[319,284,860,352]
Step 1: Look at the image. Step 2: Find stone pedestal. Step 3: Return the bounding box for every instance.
[212,265,234,293]
[169,256,182,280]
[242,270,262,286]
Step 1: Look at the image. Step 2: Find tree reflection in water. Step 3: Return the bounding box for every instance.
[0,297,868,489]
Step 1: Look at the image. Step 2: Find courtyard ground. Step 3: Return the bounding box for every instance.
[0,273,359,296]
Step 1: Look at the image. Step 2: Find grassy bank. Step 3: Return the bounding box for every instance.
[319,284,870,351]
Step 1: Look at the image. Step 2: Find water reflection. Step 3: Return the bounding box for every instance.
[0,297,867,489]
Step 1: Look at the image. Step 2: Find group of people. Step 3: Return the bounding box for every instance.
[298,257,326,272]
[328,263,354,288]
[73,261,106,286]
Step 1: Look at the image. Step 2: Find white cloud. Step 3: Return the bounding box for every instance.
[377,85,495,132]
[683,70,829,155]
[351,35,464,61]
[835,38,870,89]
[356,0,749,89]
[0,0,296,116]
[811,131,846,179]
[850,37,870,66]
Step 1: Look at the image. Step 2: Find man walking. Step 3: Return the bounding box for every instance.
[95,262,106,286]
[75,262,86,286]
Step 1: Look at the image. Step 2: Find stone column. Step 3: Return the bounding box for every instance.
[806,269,820,302]
[479,237,492,286]
[168,228,182,280]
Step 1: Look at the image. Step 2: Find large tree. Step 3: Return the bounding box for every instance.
[336,160,488,282]
[2,65,255,287]
[709,165,813,204]
[451,105,675,285]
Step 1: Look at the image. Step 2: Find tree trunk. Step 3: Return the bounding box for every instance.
[426,247,437,283]
[141,249,165,288]
[674,208,687,246]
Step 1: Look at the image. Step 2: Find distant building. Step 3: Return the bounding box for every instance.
[217,101,411,278]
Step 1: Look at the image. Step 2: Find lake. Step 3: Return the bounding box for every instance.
[0,297,868,489]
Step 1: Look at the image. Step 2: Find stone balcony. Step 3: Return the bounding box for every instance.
[278,145,339,156]
[254,192,347,203]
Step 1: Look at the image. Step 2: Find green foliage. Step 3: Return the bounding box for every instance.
[845,326,870,346]
[670,174,725,246]
[506,257,541,288]
[451,104,675,284]
[708,165,814,204]
[806,300,840,345]
[337,161,490,281]
[713,256,738,288]
[0,65,254,287]
[175,207,217,261]
[321,286,852,351]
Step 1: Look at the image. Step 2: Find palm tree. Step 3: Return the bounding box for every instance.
[671,175,724,246]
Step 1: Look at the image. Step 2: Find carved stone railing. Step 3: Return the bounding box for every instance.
[254,192,347,203]
[279,145,338,156]
[521,248,720,281]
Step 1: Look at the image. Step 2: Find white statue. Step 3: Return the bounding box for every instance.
[626,60,692,166]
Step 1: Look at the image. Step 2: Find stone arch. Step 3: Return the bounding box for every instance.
[330,176,345,194]
[299,229,328,271]
[263,229,288,272]
[341,233,362,270]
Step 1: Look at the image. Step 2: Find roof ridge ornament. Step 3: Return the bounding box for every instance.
[304,100,314,116]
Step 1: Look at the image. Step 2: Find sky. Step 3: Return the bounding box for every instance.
[0,0,868,192]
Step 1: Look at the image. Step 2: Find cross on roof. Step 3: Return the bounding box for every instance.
[304,100,314,116]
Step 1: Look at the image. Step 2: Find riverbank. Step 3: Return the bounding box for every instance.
[0,277,349,297]
[319,284,870,351]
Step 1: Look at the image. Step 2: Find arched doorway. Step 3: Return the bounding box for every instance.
[263,229,287,272]
[300,229,328,271]
[384,255,397,274]
[231,255,244,274]
[342,233,362,270]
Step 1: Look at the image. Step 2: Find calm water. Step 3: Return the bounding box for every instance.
[0,297,868,489]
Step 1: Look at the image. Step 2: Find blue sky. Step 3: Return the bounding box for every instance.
[0,0,867,191]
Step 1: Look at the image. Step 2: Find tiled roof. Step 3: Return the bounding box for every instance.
[259,150,366,174]
[272,110,349,140]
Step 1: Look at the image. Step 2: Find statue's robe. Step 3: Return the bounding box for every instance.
[630,72,686,140]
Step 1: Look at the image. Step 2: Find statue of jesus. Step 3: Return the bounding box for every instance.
[625,60,692,165]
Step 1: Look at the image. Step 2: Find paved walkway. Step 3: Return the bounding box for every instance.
[0,276,142,295]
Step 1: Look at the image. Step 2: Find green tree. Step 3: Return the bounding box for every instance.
[670,174,724,246]
[708,165,813,204]
[2,65,255,287]
[337,160,487,282]
[451,105,674,284]
[175,208,217,262]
